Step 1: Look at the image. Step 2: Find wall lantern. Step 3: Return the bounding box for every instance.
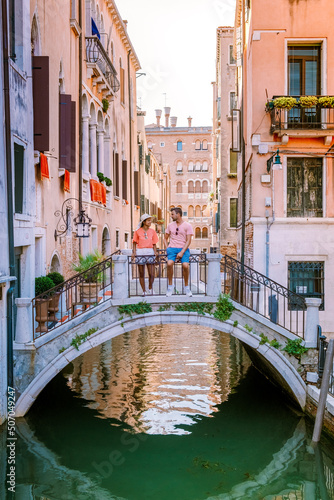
[54,198,92,241]
[266,149,282,173]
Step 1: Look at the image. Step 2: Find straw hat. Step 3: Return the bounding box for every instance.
[136,213,151,230]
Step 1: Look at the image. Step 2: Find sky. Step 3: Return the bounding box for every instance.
[117,0,236,127]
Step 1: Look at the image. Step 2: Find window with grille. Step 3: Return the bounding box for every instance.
[288,261,324,310]
[287,158,322,217]
[229,198,238,228]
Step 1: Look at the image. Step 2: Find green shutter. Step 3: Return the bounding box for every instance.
[14,143,24,214]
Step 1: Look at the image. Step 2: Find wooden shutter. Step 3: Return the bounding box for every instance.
[69,100,76,172]
[114,153,119,197]
[122,160,127,200]
[32,56,50,151]
[134,171,140,206]
[14,143,24,214]
[59,94,72,170]
[120,68,125,103]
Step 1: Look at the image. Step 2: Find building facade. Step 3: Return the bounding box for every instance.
[213,26,238,258]
[146,109,213,252]
[234,0,334,336]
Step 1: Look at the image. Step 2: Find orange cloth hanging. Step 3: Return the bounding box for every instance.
[90,179,102,203]
[40,153,49,179]
[101,184,107,205]
[64,169,70,192]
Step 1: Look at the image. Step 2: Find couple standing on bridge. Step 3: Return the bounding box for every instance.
[132,207,194,297]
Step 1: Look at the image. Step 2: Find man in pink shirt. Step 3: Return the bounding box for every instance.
[164,207,194,297]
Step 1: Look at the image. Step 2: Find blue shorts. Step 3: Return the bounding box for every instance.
[167,247,190,263]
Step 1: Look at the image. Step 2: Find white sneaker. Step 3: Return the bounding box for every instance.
[142,291,146,297]
[185,287,193,297]
[166,286,173,297]
[148,288,154,295]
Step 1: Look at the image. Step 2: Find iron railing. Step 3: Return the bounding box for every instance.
[85,36,120,93]
[269,95,334,133]
[32,250,121,340]
[318,325,334,396]
[128,251,207,297]
[222,255,306,338]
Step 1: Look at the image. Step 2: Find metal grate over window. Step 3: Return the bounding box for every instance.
[288,261,324,310]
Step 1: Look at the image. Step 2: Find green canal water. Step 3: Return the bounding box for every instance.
[2,325,334,499]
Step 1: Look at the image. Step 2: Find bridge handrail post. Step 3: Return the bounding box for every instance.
[305,298,322,348]
[112,254,129,299]
[15,298,33,344]
[190,249,200,284]
[121,249,133,281]
[206,253,222,298]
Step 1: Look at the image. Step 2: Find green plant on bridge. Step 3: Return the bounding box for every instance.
[158,304,172,312]
[118,301,152,319]
[269,339,281,349]
[70,327,98,351]
[259,333,269,345]
[244,324,253,333]
[213,294,235,322]
[174,302,214,315]
[283,338,308,360]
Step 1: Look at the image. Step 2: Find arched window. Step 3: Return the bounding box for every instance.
[202,180,209,193]
[188,205,194,217]
[202,227,208,239]
[170,205,175,210]
[195,139,201,150]
[202,161,208,172]
[195,227,201,239]
[202,139,208,150]
[176,181,182,193]
[202,205,207,216]
[89,103,97,177]
[177,140,182,151]
[188,181,194,193]
[195,180,201,193]
[50,253,61,273]
[176,161,183,172]
[195,205,201,217]
[195,161,201,172]
[188,161,194,172]
[102,227,111,256]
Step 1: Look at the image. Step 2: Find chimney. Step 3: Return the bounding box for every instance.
[187,116,192,127]
[155,109,162,127]
[164,107,171,128]
[170,116,177,127]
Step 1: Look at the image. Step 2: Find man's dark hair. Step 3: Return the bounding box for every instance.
[171,207,182,216]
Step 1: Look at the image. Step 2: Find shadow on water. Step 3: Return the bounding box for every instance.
[2,328,334,500]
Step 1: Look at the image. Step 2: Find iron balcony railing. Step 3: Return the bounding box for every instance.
[32,250,121,340]
[222,255,306,338]
[269,95,334,133]
[85,36,120,93]
[128,251,207,297]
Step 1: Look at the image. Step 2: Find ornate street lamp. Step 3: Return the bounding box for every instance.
[54,198,92,241]
[266,149,282,173]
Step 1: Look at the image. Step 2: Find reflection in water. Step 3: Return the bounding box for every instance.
[1,325,334,500]
[64,326,250,435]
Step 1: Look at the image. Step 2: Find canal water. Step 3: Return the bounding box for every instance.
[2,325,334,499]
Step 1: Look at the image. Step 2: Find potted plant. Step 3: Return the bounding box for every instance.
[97,172,105,183]
[299,96,318,107]
[72,250,104,303]
[47,272,64,321]
[102,98,109,113]
[318,96,334,108]
[273,97,297,109]
[35,276,55,333]
[104,177,112,187]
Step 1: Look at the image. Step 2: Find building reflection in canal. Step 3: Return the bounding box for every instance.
[64,325,251,435]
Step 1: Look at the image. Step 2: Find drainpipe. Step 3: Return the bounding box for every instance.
[127,50,133,237]
[2,0,16,388]
[240,0,246,268]
[78,0,83,254]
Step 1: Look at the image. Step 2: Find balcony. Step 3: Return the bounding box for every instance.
[85,36,120,97]
[268,95,334,145]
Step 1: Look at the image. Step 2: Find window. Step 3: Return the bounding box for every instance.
[124,232,129,249]
[230,149,237,174]
[202,227,208,239]
[229,45,236,65]
[287,158,322,217]
[188,181,194,193]
[195,161,201,172]
[120,58,125,104]
[177,140,182,151]
[176,181,182,193]
[115,229,120,248]
[14,143,24,214]
[176,161,183,172]
[202,181,209,193]
[195,205,201,217]
[229,92,237,114]
[195,180,201,193]
[202,205,207,215]
[188,161,194,172]
[195,139,201,150]
[160,142,165,147]
[188,205,194,217]
[202,161,208,172]
[147,141,153,149]
[230,198,238,228]
[195,227,201,239]
[288,261,324,310]
[202,139,208,150]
